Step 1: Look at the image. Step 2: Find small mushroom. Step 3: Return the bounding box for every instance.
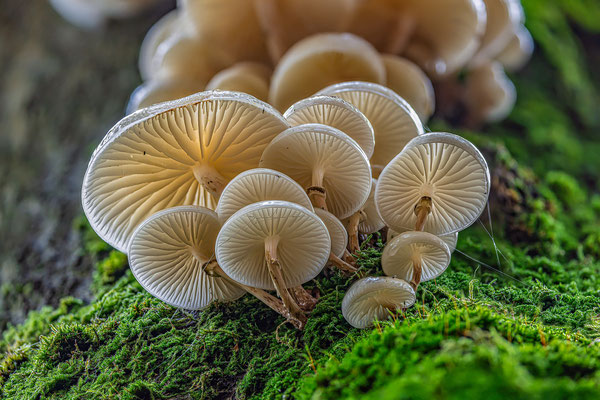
[269,33,386,111]
[388,229,458,254]
[381,231,451,290]
[314,208,358,275]
[284,96,375,159]
[343,179,385,254]
[206,62,272,102]
[83,91,289,252]
[216,200,331,326]
[317,81,424,167]
[126,78,204,114]
[375,132,490,235]
[495,25,534,72]
[259,123,372,219]
[138,10,184,81]
[341,276,415,329]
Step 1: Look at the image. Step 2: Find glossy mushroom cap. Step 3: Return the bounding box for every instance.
[382,231,451,282]
[215,200,330,290]
[317,81,424,166]
[83,91,289,252]
[284,96,375,159]
[259,123,372,219]
[315,208,348,259]
[464,61,516,123]
[496,25,534,72]
[269,33,386,111]
[139,10,183,81]
[128,206,245,310]
[206,62,272,102]
[342,277,416,329]
[126,79,204,114]
[375,132,490,235]
[388,229,458,254]
[215,168,313,224]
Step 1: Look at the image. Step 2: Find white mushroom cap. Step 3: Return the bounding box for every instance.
[139,10,182,81]
[464,61,517,123]
[342,277,416,329]
[215,168,313,224]
[496,25,534,72]
[269,33,386,111]
[317,81,424,166]
[284,95,375,159]
[259,123,372,219]
[128,206,245,310]
[215,200,331,290]
[49,0,160,29]
[381,54,435,122]
[315,208,348,259]
[375,132,490,235]
[206,62,272,102]
[126,79,205,114]
[381,231,452,282]
[388,229,458,254]
[359,179,386,234]
[83,91,289,252]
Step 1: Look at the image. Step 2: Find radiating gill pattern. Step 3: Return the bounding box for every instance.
[128,207,244,310]
[359,179,385,234]
[315,209,348,258]
[259,125,371,219]
[376,140,489,235]
[216,202,330,290]
[83,95,288,252]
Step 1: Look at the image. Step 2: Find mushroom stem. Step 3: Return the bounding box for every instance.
[347,210,366,253]
[307,186,328,211]
[414,196,432,231]
[264,235,307,324]
[253,0,287,63]
[329,253,358,275]
[343,248,356,265]
[409,258,422,292]
[192,163,228,199]
[289,286,318,312]
[385,13,415,54]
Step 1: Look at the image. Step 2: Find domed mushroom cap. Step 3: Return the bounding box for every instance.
[375,132,490,235]
[382,55,435,122]
[388,229,458,254]
[215,168,313,223]
[83,91,289,252]
[269,33,386,111]
[342,277,416,329]
[382,231,451,282]
[215,200,330,290]
[138,10,183,81]
[128,206,245,310]
[464,61,516,123]
[315,208,348,259]
[317,81,424,166]
[284,96,375,159]
[259,123,372,219]
[206,62,272,102]
[126,78,204,114]
[496,25,534,72]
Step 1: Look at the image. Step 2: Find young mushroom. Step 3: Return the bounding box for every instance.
[206,62,272,102]
[216,200,331,328]
[381,231,451,291]
[375,132,490,236]
[341,277,416,329]
[495,25,534,72]
[314,208,358,275]
[138,10,184,81]
[343,179,385,254]
[388,229,458,254]
[82,91,289,253]
[126,78,204,114]
[259,123,372,220]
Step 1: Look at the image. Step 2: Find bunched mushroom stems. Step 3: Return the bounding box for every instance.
[346,210,367,254]
[329,252,358,275]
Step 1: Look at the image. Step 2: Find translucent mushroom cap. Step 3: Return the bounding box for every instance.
[128,206,245,310]
[375,132,490,235]
[126,78,204,114]
[269,33,386,111]
[215,168,313,224]
[496,25,534,72]
[284,95,375,159]
[381,231,451,282]
[82,91,289,252]
[388,229,458,254]
[215,201,331,290]
[315,208,348,259]
[259,123,372,219]
[342,277,416,329]
[359,179,386,234]
[317,81,424,166]
[206,62,272,102]
[464,61,516,123]
[138,10,182,81]
[381,54,435,122]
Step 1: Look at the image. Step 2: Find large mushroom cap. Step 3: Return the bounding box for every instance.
[83,91,289,252]
[317,81,424,166]
[128,206,245,310]
[269,33,386,111]
[215,200,330,290]
[388,229,458,254]
[496,25,534,72]
[315,208,348,259]
[206,62,272,102]
[126,79,204,114]
[284,95,375,159]
[259,123,372,219]
[375,132,490,235]
[342,277,416,329]
[215,168,313,224]
[382,231,451,282]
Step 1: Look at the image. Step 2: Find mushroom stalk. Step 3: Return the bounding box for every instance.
[289,286,318,312]
[307,166,328,210]
[347,210,366,253]
[329,253,358,275]
[264,235,307,324]
[385,13,415,54]
[253,0,287,63]
[343,248,356,265]
[409,258,422,292]
[192,163,228,199]
[414,196,432,232]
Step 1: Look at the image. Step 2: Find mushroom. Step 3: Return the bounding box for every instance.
[314,208,358,275]
[375,132,490,236]
[381,54,435,122]
[129,206,305,328]
[206,62,272,102]
[388,229,458,254]
[49,0,160,29]
[82,90,289,253]
[269,33,386,111]
[283,95,375,159]
[138,10,183,81]
[341,276,415,329]
[259,123,372,220]
[126,78,205,114]
[317,81,424,167]
[343,179,385,254]
[381,231,451,290]
[216,200,331,327]
[495,25,534,72]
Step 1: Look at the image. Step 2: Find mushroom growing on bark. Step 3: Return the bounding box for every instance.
[314,208,358,275]
[82,91,289,252]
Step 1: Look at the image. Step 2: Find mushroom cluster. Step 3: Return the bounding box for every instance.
[127,0,532,127]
